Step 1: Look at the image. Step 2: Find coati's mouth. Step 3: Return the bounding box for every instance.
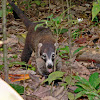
[46,63,54,73]
[47,68,53,73]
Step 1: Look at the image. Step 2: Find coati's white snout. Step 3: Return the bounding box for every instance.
[41,52,55,73]
[46,59,53,67]
[46,59,53,73]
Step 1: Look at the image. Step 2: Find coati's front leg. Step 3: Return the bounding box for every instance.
[36,58,48,77]
[21,44,32,64]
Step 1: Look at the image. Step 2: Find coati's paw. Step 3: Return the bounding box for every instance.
[36,57,46,76]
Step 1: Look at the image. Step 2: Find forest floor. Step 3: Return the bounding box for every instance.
[0,0,100,100]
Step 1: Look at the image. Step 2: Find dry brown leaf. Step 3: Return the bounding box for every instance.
[42,96,58,100]
[75,37,87,44]
[9,74,30,82]
[71,61,90,80]
[33,86,55,98]
[54,86,64,97]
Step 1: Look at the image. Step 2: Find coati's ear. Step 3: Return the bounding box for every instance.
[38,43,43,57]
[54,43,59,47]
[38,43,43,48]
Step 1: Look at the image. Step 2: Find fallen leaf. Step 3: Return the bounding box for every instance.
[9,74,30,82]
[42,96,58,100]
[75,37,87,44]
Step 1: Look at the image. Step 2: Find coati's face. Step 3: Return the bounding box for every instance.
[38,43,56,73]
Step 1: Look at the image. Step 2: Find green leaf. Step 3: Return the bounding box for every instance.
[35,0,41,6]
[60,83,68,88]
[43,71,65,85]
[54,28,68,34]
[74,87,85,93]
[75,82,92,91]
[87,95,95,100]
[92,2,100,21]
[97,89,100,93]
[34,23,45,31]
[75,91,86,99]
[13,55,18,58]
[0,10,2,18]
[60,28,68,34]
[89,72,100,88]
[47,14,53,19]
[10,61,26,65]
[97,0,100,4]
[73,46,84,55]
[75,90,100,100]
[58,46,69,54]
[67,92,75,100]
[65,46,70,53]
[0,65,4,70]
[55,17,61,24]
[58,47,66,51]
[85,92,100,98]
[10,84,24,94]
[65,76,74,85]
[41,3,46,7]
[73,75,90,86]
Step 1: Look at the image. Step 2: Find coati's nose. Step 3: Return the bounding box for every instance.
[48,64,53,69]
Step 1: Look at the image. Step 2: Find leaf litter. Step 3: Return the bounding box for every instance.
[0,0,100,100]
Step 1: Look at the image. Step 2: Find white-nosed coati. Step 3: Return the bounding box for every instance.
[8,0,62,77]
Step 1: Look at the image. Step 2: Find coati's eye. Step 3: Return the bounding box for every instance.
[41,53,47,60]
[52,53,55,60]
[52,53,55,58]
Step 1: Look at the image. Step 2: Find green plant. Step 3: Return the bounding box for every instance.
[34,9,71,35]
[92,16,100,26]
[0,65,4,70]
[0,10,2,18]
[0,48,3,51]
[32,0,41,6]
[6,3,14,15]
[61,75,75,88]
[92,0,100,21]
[72,29,81,39]
[42,71,65,85]
[73,46,84,55]
[73,72,100,100]
[10,84,24,94]
[58,46,70,60]
[58,46,84,63]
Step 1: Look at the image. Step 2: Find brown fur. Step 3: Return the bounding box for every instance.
[21,27,56,63]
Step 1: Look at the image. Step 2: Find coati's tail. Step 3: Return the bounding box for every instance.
[7,0,32,29]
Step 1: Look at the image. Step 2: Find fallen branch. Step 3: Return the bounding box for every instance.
[76,51,100,63]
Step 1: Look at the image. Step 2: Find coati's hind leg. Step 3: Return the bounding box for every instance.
[21,45,32,64]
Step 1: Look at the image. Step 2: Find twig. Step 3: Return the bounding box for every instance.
[62,0,64,14]
[2,0,9,83]
[66,0,72,60]
[49,0,51,12]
